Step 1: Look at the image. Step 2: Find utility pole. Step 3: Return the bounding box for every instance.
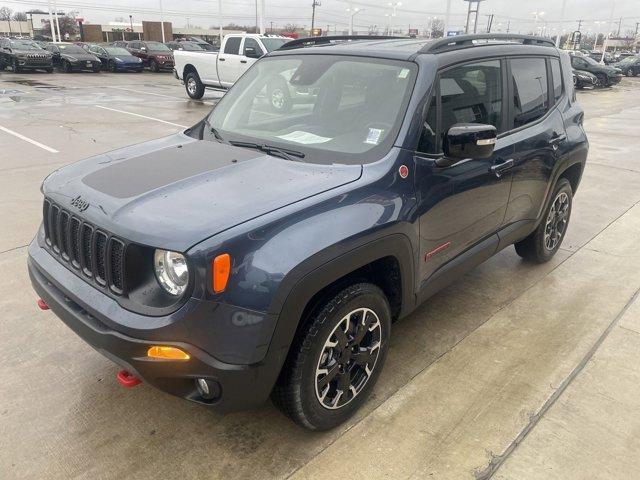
[444,0,451,36]
[486,14,493,33]
[158,0,166,42]
[555,0,567,47]
[47,1,57,41]
[53,0,62,41]
[616,17,622,37]
[506,20,510,33]
[576,19,582,32]
[218,0,223,46]
[311,0,321,34]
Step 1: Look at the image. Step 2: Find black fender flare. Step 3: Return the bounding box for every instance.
[265,233,416,361]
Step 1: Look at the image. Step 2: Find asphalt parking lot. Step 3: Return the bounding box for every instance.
[1,71,640,479]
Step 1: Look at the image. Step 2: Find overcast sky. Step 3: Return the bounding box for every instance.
[3,0,639,35]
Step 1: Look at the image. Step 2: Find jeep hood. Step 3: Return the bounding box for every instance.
[42,134,362,251]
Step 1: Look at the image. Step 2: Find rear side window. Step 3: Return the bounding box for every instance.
[510,58,549,129]
[224,37,241,55]
[550,58,563,103]
[417,59,503,154]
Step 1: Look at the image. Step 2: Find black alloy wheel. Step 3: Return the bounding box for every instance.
[272,282,391,430]
[543,191,570,252]
[315,307,382,409]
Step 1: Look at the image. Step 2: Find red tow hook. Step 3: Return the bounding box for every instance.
[116,369,142,388]
[37,298,49,310]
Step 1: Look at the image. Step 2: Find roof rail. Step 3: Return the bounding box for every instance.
[279,35,406,50]
[419,33,556,54]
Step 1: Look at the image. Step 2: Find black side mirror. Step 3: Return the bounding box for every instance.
[442,123,497,162]
[244,47,262,59]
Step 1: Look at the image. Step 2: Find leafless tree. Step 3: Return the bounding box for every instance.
[430,19,444,38]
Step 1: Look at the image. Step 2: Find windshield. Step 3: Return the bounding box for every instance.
[105,47,131,55]
[146,42,171,51]
[10,40,42,50]
[208,55,417,164]
[58,44,86,54]
[261,38,289,52]
[618,56,638,65]
[583,56,602,66]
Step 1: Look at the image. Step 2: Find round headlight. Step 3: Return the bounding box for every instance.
[154,249,189,296]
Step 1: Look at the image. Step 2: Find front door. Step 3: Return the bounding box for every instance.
[218,36,243,86]
[414,59,514,287]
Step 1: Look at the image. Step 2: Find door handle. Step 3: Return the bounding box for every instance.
[548,133,567,145]
[490,158,514,177]
[240,60,247,63]
[219,58,225,61]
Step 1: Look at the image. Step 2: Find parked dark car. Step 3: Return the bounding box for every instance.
[179,36,217,51]
[0,38,53,72]
[573,69,597,88]
[166,41,204,52]
[87,44,144,72]
[570,53,622,86]
[125,40,174,72]
[29,34,588,430]
[44,43,102,72]
[588,50,614,64]
[612,55,640,76]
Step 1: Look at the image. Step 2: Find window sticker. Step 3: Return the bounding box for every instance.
[277,131,332,144]
[398,68,410,79]
[364,128,384,145]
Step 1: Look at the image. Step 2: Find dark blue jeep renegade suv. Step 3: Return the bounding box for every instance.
[28,34,588,430]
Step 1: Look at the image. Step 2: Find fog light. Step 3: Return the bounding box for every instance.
[196,378,220,400]
[147,345,190,360]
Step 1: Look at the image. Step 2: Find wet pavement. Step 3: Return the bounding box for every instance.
[1,70,639,479]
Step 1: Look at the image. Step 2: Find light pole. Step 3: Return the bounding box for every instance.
[531,11,545,35]
[555,0,567,46]
[311,0,321,34]
[53,0,62,42]
[159,0,166,42]
[347,7,363,35]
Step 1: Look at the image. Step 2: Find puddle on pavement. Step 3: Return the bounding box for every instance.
[3,79,65,90]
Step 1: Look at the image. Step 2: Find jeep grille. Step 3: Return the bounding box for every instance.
[42,198,126,295]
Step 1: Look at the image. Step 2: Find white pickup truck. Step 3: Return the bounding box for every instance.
[173,34,290,99]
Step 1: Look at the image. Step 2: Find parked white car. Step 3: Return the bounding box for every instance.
[173,34,290,99]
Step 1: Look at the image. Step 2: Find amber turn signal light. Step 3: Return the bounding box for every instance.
[147,346,190,360]
[212,253,231,293]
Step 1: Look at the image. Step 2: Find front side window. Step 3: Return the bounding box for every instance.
[510,58,549,128]
[418,59,503,154]
[550,58,563,103]
[224,37,241,55]
[208,55,417,164]
[243,38,262,57]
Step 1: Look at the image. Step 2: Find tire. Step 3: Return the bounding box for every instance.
[185,71,205,99]
[272,283,391,430]
[108,61,117,73]
[45,67,53,74]
[267,77,292,113]
[596,73,609,87]
[63,60,72,73]
[93,65,101,73]
[632,69,638,77]
[149,60,159,72]
[515,178,573,263]
[12,58,20,73]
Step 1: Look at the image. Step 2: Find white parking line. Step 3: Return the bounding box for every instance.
[105,86,216,105]
[95,105,188,128]
[0,125,58,153]
[105,86,180,99]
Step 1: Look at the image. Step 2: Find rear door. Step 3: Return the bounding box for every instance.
[503,56,567,225]
[414,58,515,286]
[217,36,243,86]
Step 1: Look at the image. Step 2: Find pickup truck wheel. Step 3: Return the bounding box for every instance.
[515,178,572,263]
[267,78,292,113]
[272,283,391,430]
[185,71,205,99]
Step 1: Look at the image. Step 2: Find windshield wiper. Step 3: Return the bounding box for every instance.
[228,141,306,162]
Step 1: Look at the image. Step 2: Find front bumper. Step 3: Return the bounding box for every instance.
[28,240,284,412]
[17,58,52,69]
[69,60,101,71]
